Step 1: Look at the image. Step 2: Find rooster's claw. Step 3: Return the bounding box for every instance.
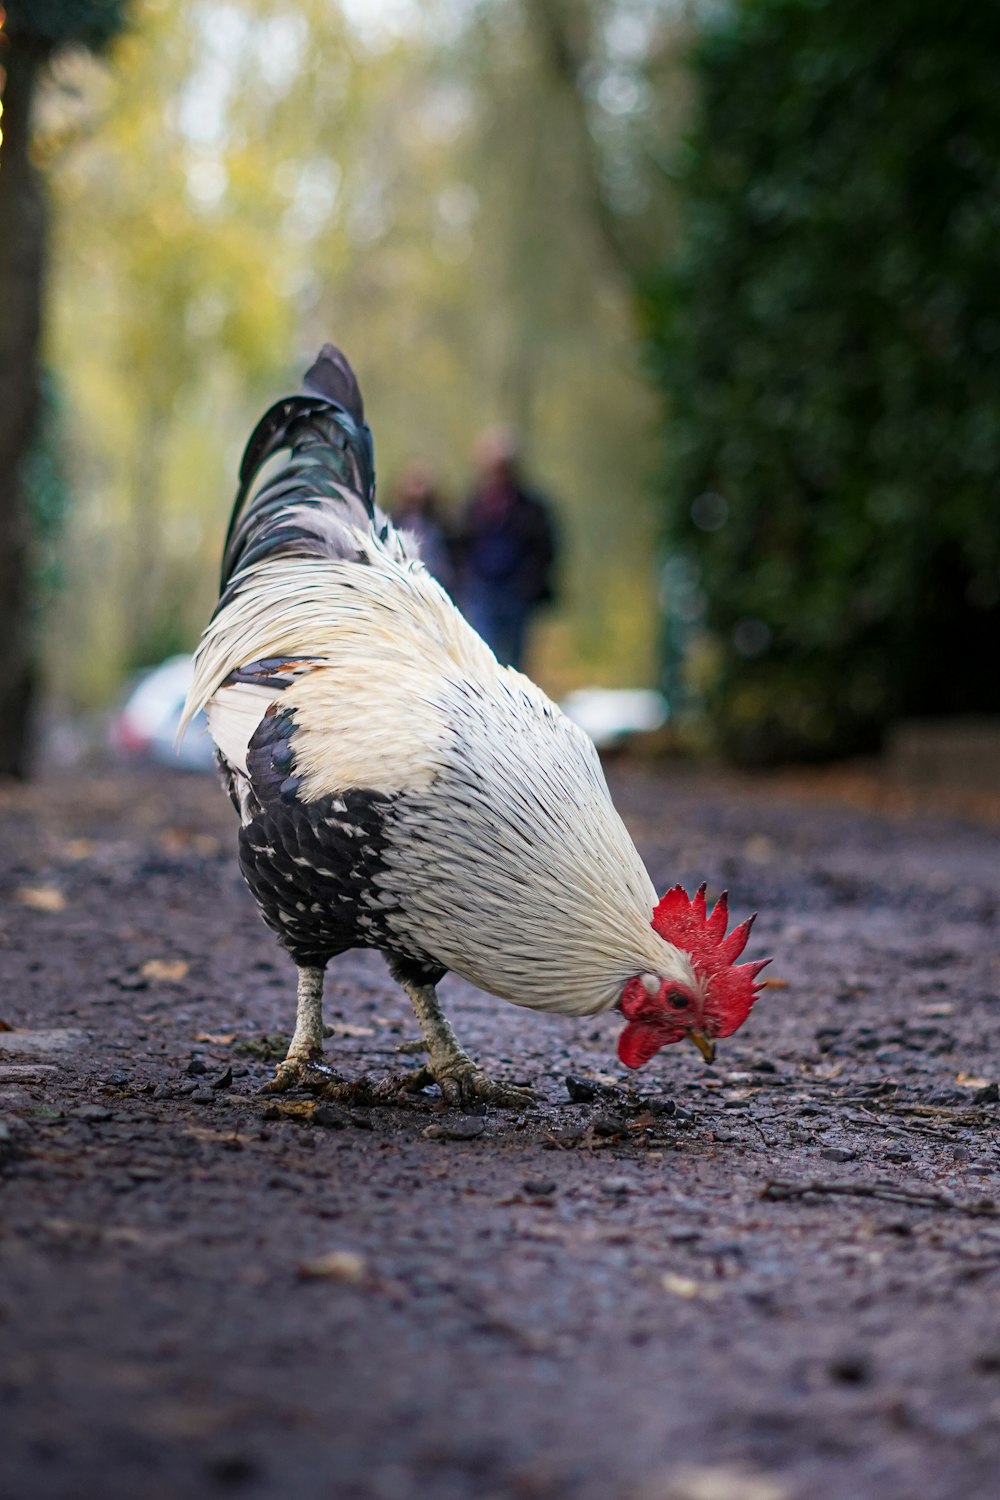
[261,1057,344,1095]
[409,1061,534,1110]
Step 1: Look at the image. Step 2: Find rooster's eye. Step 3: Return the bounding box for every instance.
[667,992,690,1010]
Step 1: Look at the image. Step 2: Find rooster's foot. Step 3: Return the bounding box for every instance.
[392,973,533,1109]
[410,1057,534,1110]
[261,1055,345,1095]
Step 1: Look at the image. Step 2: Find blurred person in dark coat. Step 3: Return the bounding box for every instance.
[457,429,558,671]
[390,460,456,594]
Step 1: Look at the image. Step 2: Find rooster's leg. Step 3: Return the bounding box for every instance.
[397,975,533,1110]
[262,964,333,1093]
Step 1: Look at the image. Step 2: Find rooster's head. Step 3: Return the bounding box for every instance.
[617,884,770,1068]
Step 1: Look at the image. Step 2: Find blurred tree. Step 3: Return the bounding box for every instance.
[41,0,693,714]
[0,0,129,775]
[649,0,1000,762]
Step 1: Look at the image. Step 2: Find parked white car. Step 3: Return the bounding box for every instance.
[559,688,668,750]
[111,654,216,771]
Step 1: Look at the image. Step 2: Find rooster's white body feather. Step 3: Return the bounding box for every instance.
[185,530,695,1018]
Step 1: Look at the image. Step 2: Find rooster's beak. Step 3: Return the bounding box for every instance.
[687,1030,716,1065]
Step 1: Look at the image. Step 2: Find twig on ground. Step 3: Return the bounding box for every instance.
[763,1176,998,1217]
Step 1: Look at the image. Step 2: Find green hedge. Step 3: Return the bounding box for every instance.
[648,0,1000,762]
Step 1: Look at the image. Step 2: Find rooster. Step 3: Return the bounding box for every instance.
[181,346,769,1106]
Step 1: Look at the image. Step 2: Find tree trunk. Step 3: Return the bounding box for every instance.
[525,0,643,286]
[0,35,49,777]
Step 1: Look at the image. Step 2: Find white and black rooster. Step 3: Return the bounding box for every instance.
[182,346,769,1106]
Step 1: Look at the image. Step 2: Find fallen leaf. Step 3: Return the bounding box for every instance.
[195,1032,236,1045]
[273,1100,317,1121]
[140,959,189,983]
[515,1222,567,1241]
[324,1022,375,1038]
[761,978,789,990]
[956,1073,992,1089]
[17,886,66,913]
[660,1273,718,1301]
[422,1116,486,1141]
[632,1462,791,1500]
[158,828,221,857]
[61,839,95,861]
[297,1250,367,1283]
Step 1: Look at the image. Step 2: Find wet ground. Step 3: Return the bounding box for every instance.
[0,763,998,1500]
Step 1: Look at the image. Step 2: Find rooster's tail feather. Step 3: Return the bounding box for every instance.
[220,343,378,593]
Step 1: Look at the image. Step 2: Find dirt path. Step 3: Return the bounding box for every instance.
[1,764,998,1500]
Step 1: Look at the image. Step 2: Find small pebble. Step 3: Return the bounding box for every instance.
[601,1175,632,1196]
[884,1148,912,1164]
[210,1067,233,1091]
[185,1059,208,1077]
[190,1088,215,1105]
[205,1453,258,1484]
[115,973,147,992]
[523,1179,557,1196]
[828,1350,872,1385]
[644,1098,676,1118]
[822,1147,858,1162]
[313,1104,351,1130]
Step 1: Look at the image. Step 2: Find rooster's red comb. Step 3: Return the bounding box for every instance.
[652,883,770,1039]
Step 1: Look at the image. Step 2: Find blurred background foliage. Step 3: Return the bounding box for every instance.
[30,0,693,711]
[648,0,1000,762]
[5,0,1000,766]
